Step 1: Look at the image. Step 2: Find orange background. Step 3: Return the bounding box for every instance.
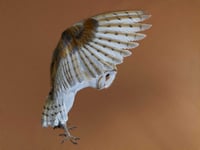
[1,0,200,150]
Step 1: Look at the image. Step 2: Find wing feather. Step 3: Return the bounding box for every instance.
[87,42,123,64]
[97,23,151,33]
[52,10,151,92]
[65,54,76,84]
[92,37,139,49]
[96,14,151,25]
[80,47,99,77]
[62,58,73,86]
[95,32,146,42]
[93,10,146,19]
[74,49,88,81]
[82,46,103,76]
[70,52,82,82]
[77,48,95,78]
[82,44,114,70]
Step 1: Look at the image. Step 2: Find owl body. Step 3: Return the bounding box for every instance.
[42,10,151,143]
[42,69,116,127]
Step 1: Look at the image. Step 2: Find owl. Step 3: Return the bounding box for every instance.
[42,10,151,144]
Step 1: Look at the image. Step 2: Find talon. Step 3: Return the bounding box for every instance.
[74,137,80,140]
[60,133,80,144]
[58,123,80,144]
[70,139,78,144]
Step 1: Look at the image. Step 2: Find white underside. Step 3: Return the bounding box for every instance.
[42,70,117,127]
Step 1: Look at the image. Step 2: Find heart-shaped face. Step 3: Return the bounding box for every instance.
[97,70,117,89]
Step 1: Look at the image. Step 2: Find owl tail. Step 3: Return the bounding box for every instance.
[41,92,75,128]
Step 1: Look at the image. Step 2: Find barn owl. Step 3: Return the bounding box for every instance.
[42,10,151,144]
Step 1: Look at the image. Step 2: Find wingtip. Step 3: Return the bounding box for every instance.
[142,14,152,20]
[142,24,152,31]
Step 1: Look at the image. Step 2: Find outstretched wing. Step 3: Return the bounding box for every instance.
[42,10,151,131]
[51,10,151,95]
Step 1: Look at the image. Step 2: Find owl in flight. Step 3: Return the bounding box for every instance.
[42,10,151,144]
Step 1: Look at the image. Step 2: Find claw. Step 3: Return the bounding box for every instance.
[59,133,80,144]
[56,123,80,144]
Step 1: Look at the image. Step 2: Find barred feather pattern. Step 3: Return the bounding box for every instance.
[42,10,151,138]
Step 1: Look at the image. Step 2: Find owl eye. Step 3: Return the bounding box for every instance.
[103,71,117,88]
[105,73,110,81]
[97,70,117,89]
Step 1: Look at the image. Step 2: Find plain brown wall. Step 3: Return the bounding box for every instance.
[1,0,200,150]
